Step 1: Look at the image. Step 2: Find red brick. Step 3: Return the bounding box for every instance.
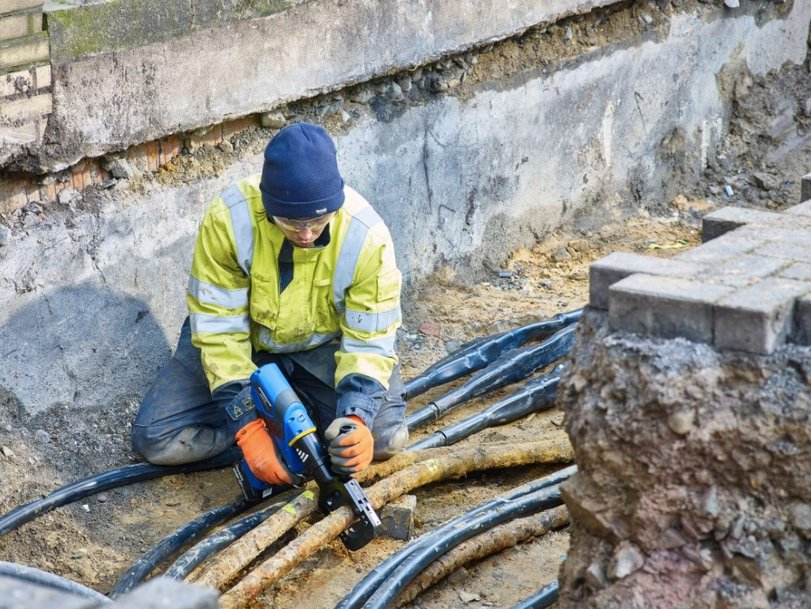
[70,161,88,189]
[143,141,159,172]
[188,125,223,149]
[159,135,181,166]
[222,116,258,139]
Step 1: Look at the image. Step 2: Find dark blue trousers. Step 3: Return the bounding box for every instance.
[132,318,407,465]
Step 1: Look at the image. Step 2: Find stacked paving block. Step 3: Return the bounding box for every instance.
[0,0,51,161]
[589,173,811,355]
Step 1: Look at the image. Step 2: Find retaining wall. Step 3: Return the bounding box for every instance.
[4,0,621,172]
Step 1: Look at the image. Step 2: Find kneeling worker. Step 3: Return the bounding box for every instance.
[132,122,408,485]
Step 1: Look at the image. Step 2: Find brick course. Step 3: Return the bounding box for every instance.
[0,14,31,42]
[0,33,49,71]
[1,0,44,13]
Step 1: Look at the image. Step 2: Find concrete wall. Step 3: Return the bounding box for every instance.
[0,1,809,422]
[25,0,620,171]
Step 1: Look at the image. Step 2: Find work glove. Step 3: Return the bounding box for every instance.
[235,419,298,486]
[324,416,374,475]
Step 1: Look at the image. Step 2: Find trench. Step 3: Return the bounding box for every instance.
[0,0,810,607]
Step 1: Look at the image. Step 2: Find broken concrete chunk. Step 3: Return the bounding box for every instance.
[458,590,481,603]
[260,112,286,129]
[585,562,607,588]
[608,541,645,580]
[57,187,82,206]
[379,494,416,540]
[667,408,695,435]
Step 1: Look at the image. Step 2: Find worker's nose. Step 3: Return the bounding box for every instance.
[297,228,315,241]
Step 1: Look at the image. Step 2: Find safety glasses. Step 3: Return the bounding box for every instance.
[272,212,335,232]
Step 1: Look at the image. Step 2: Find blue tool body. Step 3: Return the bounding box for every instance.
[233,363,381,550]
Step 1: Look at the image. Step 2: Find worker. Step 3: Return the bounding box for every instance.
[131,122,408,485]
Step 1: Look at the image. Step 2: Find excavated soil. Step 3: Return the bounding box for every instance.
[0,8,809,608]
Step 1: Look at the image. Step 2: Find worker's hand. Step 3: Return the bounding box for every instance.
[235,419,297,486]
[324,416,374,475]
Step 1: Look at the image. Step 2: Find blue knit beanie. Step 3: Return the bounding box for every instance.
[259,123,345,218]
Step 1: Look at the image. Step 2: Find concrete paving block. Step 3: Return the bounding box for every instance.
[588,252,704,310]
[784,199,811,217]
[757,227,811,247]
[0,576,97,609]
[802,173,811,204]
[675,232,761,265]
[701,207,786,242]
[608,274,733,344]
[109,577,217,609]
[758,241,811,264]
[714,277,811,354]
[702,254,789,287]
[379,494,417,541]
[778,262,811,282]
[793,294,811,345]
[33,62,49,88]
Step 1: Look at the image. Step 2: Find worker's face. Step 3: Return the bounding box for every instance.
[273,212,335,247]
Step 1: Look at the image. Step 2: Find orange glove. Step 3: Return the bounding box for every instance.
[235,419,296,486]
[324,415,374,475]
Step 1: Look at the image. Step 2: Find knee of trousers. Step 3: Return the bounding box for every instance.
[131,424,234,466]
[372,422,409,461]
[371,392,408,460]
[131,423,177,465]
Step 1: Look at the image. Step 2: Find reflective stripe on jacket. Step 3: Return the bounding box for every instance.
[186,174,402,395]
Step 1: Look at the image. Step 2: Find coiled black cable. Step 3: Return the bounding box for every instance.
[403,309,581,400]
[109,496,248,598]
[0,447,241,537]
[361,485,563,609]
[0,560,111,603]
[511,579,558,609]
[163,501,283,580]
[406,324,576,429]
[335,466,576,609]
[407,366,562,450]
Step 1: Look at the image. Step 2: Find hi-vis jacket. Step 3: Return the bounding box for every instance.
[186,174,402,411]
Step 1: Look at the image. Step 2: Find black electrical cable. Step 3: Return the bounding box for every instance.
[0,447,242,538]
[109,496,249,598]
[163,367,563,581]
[511,579,559,609]
[335,465,576,609]
[407,366,562,451]
[163,500,284,580]
[362,485,563,609]
[0,561,111,604]
[403,308,582,400]
[406,323,577,430]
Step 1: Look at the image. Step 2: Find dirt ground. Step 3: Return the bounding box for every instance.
[0,207,704,607]
[0,6,809,607]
